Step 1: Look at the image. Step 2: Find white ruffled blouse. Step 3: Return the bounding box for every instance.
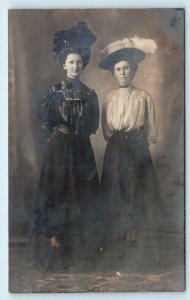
[101,85,157,143]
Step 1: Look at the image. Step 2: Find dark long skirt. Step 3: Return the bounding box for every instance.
[29,129,100,270]
[101,130,163,245]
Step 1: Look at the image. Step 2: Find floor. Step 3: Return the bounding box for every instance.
[9,230,185,293]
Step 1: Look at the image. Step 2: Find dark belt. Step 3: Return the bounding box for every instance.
[112,127,147,142]
[56,124,74,134]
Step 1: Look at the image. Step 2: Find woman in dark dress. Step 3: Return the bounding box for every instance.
[29,22,100,270]
[99,37,163,248]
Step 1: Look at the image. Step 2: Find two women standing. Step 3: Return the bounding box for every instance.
[30,22,161,270]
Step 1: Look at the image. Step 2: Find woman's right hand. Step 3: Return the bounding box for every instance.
[49,236,60,248]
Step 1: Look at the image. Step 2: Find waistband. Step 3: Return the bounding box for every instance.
[56,124,74,135]
[112,127,147,142]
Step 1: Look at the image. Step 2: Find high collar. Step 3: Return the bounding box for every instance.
[66,77,81,85]
[119,83,131,89]
[65,77,82,90]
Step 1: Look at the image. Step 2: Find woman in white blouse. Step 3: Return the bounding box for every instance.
[99,37,161,247]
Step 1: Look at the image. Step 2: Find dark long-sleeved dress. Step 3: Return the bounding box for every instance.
[101,85,162,245]
[30,77,100,270]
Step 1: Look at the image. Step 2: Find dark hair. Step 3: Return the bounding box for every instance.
[55,48,91,68]
[56,48,81,62]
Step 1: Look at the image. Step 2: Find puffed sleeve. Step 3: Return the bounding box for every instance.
[145,94,157,144]
[91,92,100,134]
[101,100,113,142]
[37,87,57,139]
[85,91,100,135]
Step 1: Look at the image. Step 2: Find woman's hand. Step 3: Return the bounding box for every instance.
[49,236,60,248]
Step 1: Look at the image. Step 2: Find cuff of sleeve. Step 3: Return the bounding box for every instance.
[148,137,157,144]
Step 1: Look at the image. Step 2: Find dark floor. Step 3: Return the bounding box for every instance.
[9,230,185,293]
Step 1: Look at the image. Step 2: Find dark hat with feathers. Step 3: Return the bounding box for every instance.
[53,21,96,67]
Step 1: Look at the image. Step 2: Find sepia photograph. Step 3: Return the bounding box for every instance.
[8,8,185,292]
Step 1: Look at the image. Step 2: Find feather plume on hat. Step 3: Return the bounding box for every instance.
[123,36,157,54]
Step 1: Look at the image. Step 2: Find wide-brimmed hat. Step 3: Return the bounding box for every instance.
[53,21,96,67]
[99,36,157,70]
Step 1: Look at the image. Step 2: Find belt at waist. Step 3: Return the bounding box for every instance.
[56,124,74,134]
[112,127,147,142]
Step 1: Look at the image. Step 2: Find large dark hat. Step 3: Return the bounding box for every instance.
[99,36,157,70]
[53,21,96,67]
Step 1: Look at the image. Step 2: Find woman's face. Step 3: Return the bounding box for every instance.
[113,60,133,86]
[63,53,83,79]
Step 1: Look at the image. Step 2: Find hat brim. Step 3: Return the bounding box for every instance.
[99,48,145,70]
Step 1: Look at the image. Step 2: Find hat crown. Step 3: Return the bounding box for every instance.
[100,36,157,60]
[100,40,126,59]
[53,21,96,53]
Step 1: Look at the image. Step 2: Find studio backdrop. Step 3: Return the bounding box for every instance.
[9,9,184,292]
